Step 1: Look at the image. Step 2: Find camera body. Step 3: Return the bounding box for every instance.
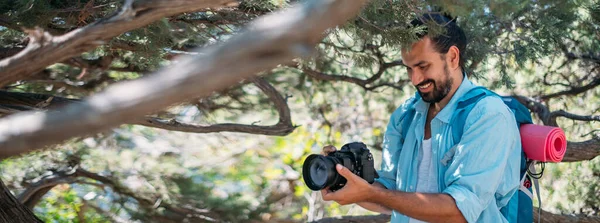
[302,142,378,191]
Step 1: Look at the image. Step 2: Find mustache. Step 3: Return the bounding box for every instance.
[415,79,435,88]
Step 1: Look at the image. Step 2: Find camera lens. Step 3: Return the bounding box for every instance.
[309,157,330,186]
[303,155,339,190]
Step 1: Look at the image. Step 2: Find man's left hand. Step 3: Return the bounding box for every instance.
[321,164,374,205]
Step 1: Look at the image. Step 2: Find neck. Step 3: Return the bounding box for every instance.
[431,70,464,112]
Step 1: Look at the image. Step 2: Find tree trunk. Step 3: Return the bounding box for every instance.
[0,178,43,223]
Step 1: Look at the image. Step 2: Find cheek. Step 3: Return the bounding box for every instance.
[428,66,445,79]
[419,69,435,81]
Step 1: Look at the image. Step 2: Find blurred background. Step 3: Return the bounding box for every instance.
[0,0,599,222]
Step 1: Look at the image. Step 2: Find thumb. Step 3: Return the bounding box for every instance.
[336,164,353,178]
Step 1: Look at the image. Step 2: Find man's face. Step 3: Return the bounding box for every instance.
[401,37,454,103]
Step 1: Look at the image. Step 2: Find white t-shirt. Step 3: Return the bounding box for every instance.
[409,138,439,223]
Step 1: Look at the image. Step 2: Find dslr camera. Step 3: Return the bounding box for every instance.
[302,142,378,191]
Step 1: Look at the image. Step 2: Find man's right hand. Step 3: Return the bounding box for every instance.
[319,145,392,214]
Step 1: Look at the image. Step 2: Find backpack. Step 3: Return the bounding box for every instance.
[398,86,539,223]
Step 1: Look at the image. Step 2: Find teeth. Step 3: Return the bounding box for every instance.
[418,82,432,89]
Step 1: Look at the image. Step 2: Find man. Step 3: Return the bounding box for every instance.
[321,14,521,223]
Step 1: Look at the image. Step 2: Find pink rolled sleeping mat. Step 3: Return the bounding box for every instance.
[520,124,567,162]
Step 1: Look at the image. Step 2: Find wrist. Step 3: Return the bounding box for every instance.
[366,182,382,203]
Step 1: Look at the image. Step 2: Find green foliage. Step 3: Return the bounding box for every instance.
[0,28,25,45]
[239,0,288,12]
[0,0,114,28]
[170,176,265,222]
[354,1,423,50]
[35,187,108,223]
[1,0,599,221]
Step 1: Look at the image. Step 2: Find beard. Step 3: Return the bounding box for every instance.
[416,64,453,103]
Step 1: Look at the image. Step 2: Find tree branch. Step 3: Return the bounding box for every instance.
[137,77,296,136]
[549,110,600,123]
[19,80,94,94]
[302,59,406,91]
[513,95,553,125]
[564,51,600,64]
[540,77,600,100]
[0,91,78,113]
[16,167,221,222]
[0,0,370,158]
[75,169,221,222]
[0,78,296,136]
[300,42,408,91]
[0,0,240,87]
[0,15,22,31]
[535,207,600,223]
[17,169,79,209]
[540,47,600,100]
[562,138,600,162]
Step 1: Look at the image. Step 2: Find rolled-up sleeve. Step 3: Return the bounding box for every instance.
[442,98,520,223]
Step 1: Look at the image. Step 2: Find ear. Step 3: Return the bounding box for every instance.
[446,45,460,70]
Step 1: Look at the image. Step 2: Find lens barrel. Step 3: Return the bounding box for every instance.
[302,154,343,191]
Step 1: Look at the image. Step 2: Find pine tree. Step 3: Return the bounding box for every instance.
[0,0,598,222]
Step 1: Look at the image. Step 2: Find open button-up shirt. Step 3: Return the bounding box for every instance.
[376,77,521,223]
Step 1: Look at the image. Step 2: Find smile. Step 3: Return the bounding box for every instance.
[418,82,432,89]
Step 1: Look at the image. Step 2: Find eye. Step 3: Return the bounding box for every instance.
[419,65,429,70]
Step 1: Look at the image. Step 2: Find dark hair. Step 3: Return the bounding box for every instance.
[411,13,467,69]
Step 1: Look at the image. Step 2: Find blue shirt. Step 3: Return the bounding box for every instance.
[376,77,521,223]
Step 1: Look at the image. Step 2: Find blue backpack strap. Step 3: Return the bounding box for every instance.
[500,96,533,124]
[449,86,495,143]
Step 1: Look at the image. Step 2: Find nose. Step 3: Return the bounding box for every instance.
[410,69,425,86]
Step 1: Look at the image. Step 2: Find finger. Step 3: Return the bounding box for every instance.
[322,145,337,155]
[322,186,351,202]
[335,164,354,178]
[322,189,339,201]
[320,189,331,200]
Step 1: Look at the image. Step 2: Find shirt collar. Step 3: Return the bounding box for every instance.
[414,73,476,123]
